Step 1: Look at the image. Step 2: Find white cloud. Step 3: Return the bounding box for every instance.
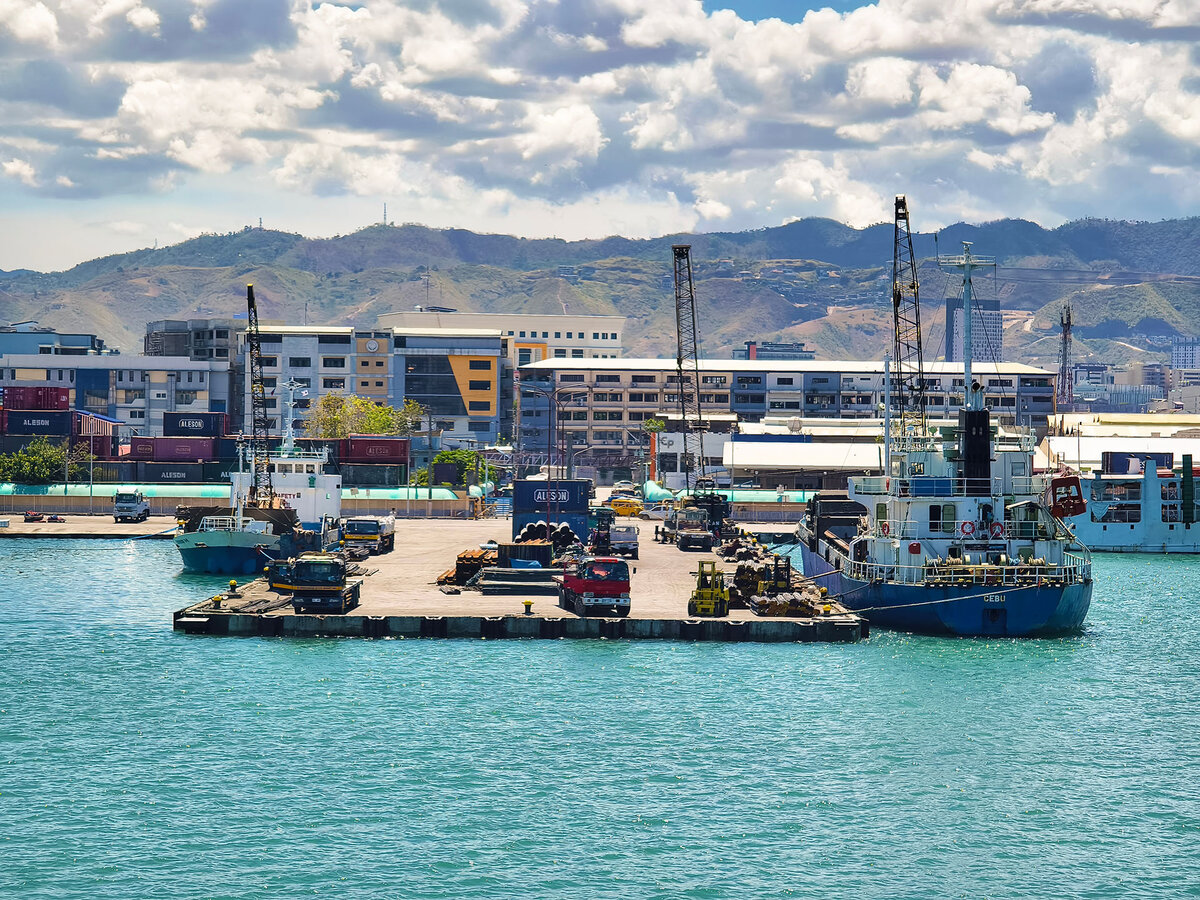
[2,158,38,186]
[2,0,1200,269]
[0,0,59,46]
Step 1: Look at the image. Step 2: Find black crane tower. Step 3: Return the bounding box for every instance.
[892,195,926,432]
[672,244,705,492]
[245,284,274,505]
[1057,299,1073,411]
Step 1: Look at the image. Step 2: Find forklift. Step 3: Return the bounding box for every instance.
[687,560,730,617]
[757,555,793,597]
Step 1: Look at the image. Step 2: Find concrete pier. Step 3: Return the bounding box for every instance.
[172,518,863,643]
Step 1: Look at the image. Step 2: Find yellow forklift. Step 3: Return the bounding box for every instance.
[757,555,793,597]
[687,560,730,617]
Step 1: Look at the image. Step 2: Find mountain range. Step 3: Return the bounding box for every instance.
[4,216,1200,370]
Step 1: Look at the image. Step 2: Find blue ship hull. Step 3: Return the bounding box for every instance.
[177,545,276,575]
[794,544,1092,637]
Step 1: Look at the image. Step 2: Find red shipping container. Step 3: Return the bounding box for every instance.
[129,437,156,460]
[344,436,409,463]
[3,386,70,410]
[152,436,215,462]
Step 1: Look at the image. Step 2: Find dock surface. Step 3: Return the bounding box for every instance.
[0,514,175,539]
[174,518,862,642]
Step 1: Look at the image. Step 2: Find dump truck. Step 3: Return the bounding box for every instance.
[675,506,714,552]
[278,552,363,614]
[554,556,631,617]
[342,515,396,553]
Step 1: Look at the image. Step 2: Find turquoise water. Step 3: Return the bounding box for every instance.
[2,540,1199,899]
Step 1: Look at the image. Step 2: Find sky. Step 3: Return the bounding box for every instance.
[1,0,1198,272]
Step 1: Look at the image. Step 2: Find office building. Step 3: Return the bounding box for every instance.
[732,341,816,361]
[145,318,243,361]
[518,358,1057,471]
[379,310,625,366]
[242,326,505,444]
[0,322,112,355]
[945,295,1003,363]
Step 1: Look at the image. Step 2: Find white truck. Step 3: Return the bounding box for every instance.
[342,515,396,554]
[113,490,150,523]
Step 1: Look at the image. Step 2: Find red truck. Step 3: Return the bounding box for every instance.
[554,556,632,618]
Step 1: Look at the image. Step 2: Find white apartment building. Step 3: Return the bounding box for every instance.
[379,310,626,367]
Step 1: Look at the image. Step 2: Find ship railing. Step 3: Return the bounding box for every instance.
[851,475,1049,498]
[843,554,1091,587]
[198,516,237,531]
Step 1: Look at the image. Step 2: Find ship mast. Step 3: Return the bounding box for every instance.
[939,242,995,410]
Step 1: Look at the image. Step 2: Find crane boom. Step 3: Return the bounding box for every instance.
[1057,299,1073,412]
[245,284,273,505]
[672,244,705,492]
[892,195,926,432]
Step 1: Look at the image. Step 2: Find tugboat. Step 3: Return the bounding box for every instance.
[794,201,1092,636]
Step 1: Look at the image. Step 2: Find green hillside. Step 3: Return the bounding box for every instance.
[3,217,1200,367]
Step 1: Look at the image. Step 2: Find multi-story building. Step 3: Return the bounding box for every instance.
[379,310,625,367]
[732,341,816,361]
[0,322,112,355]
[1172,336,1200,369]
[144,318,244,361]
[0,354,231,435]
[518,358,1057,469]
[241,326,505,444]
[945,295,1003,363]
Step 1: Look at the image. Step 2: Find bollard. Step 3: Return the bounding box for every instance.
[211,594,223,609]
[227,579,241,599]
[522,599,534,616]
[822,604,831,616]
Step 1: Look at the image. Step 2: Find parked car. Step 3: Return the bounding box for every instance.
[638,501,673,521]
[612,480,638,494]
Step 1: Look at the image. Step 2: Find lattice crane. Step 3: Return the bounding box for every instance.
[672,244,706,493]
[1057,299,1073,412]
[892,196,926,432]
[245,284,274,505]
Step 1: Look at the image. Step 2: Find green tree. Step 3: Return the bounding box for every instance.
[642,417,666,434]
[428,449,496,485]
[0,437,94,485]
[303,394,426,438]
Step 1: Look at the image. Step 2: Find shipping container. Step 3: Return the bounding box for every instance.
[137,461,207,483]
[2,409,75,436]
[513,479,591,515]
[202,461,236,483]
[91,461,136,483]
[152,436,215,462]
[162,411,229,437]
[2,386,70,411]
[344,436,410,464]
[76,412,117,437]
[128,437,156,460]
[72,434,118,459]
[340,463,408,487]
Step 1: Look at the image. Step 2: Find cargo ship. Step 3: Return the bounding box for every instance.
[173,443,343,575]
[793,240,1092,636]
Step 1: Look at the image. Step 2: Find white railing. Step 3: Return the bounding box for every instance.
[840,551,1090,587]
[852,475,1049,498]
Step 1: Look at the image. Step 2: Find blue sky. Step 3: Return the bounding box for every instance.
[0,0,1197,271]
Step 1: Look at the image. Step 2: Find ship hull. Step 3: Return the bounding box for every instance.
[1066,517,1200,553]
[175,531,281,575]
[794,543,1092,637]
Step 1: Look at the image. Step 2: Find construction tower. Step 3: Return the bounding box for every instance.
[1057,299,1074,411]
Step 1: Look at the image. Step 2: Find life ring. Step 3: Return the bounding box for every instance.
[960,520,976,536]
[989,522,1004,539]
[881,522,890,536]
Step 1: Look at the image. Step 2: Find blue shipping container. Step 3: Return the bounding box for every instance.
[4,409,74,435]
[163,412,227,437]
[513,479,591,514]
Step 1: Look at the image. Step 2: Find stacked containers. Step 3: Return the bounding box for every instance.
[340,436,409,486]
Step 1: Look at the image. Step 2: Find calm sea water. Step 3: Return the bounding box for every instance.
[2,539,1199,899]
